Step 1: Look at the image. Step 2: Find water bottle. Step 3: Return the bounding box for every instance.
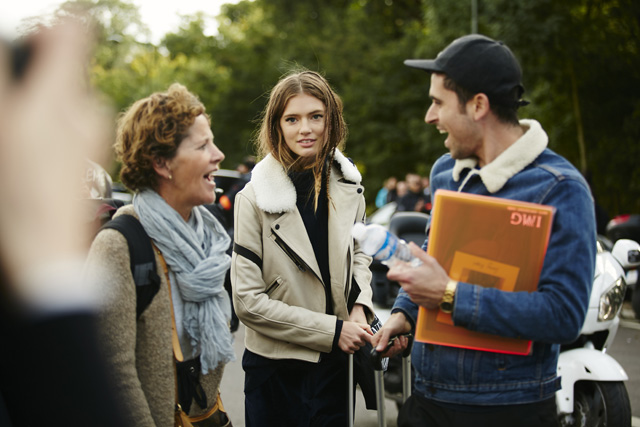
[352,222,418,266]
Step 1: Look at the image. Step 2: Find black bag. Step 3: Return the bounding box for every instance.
[352,315,386,410]
[348,280,387,410]
[176,357,207,413]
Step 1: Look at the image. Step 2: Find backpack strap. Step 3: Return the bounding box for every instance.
[100,215,161,319]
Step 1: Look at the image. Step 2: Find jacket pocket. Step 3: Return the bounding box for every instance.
[266,277,284,296]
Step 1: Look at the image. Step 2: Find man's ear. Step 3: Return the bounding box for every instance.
[469,93,491,120]
[152,157,171,180]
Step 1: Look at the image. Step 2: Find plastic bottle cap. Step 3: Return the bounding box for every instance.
[352,222,366,240]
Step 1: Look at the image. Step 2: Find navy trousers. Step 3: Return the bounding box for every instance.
[243,349,351,427]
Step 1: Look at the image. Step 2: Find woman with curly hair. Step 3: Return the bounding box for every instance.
[85,83,233,426]
[231,70,374,426]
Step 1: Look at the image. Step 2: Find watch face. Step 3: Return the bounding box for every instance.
[440,302,453,313]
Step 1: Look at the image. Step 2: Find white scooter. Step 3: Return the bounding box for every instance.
[556,238,640,426]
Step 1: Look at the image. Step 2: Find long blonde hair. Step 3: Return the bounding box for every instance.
[255,70,347,209]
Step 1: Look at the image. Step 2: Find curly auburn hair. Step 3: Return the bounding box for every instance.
[256,70,347,209]
[114,83,209,192]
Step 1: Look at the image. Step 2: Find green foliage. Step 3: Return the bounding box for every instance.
[480,0,640,214]
[55,0,640,215]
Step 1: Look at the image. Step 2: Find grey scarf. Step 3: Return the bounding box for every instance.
[134,190,234,373]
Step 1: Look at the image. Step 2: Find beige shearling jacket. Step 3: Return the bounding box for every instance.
[231,149,374,362]
[85,205,224,427]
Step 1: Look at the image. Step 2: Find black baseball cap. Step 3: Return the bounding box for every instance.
[405,34,529,107]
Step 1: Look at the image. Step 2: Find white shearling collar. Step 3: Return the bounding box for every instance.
[452,119,548,193]
[250,149,362,213]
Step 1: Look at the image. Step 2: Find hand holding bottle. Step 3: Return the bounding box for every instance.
[352,222,421,266]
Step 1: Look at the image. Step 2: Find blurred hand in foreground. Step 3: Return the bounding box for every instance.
[0,21,113,305]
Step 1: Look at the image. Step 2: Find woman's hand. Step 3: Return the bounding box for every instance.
[348,303,368,325]
[338,320,372,354]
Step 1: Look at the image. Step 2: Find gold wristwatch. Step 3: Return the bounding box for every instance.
[439,279,458,314]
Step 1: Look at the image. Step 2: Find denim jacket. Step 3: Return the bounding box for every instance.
[393,120,596,405]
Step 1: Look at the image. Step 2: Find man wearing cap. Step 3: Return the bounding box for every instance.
[373,34,596,426]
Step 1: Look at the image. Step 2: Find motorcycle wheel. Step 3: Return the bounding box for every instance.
[559,381,631,427]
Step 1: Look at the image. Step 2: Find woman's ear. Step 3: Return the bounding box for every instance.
[152,157,172,180]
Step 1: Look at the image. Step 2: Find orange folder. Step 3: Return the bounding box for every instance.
[415,189,556,355]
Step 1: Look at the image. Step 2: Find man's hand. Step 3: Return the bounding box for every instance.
[371,312,412,358]
[387,242,449,309]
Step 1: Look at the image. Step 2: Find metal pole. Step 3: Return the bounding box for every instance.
[374,369,387,427]
[348,354,354,427]
[371,347,388,427]
[402,354,412,402]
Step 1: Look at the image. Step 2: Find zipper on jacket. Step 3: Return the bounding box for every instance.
[344,249,352,302]
[273,234,307,272]
[271,232,327,289]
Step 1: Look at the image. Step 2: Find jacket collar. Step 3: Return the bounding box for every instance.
[453,119,548,193]
[250,149,361,214]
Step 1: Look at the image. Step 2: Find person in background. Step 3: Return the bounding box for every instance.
[231,70,374,426]
[0,21,129,426]
[237,155,256,175]
[375,176,398,208]
[373,34,596,427]
[85,84,234,426]
[584,170,610,236]
[421,176,430,194]
[215,155,257,334]
[421,175,432,213]
[387,178,401,204]
[395,180,408,201]
[396,172,426,212]
[222,155,256,218]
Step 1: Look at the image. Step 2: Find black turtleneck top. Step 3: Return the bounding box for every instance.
[289,170,333,315]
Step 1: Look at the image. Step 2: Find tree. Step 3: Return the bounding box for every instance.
[481,0,640,214]
[49,0,640,214]
[411,0,640,215]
